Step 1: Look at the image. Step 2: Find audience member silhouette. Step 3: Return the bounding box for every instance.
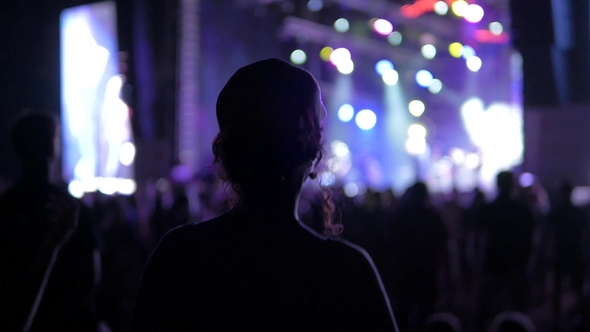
[547,180,590,328]
[130,59,397,330]
[489,311,536,332]
[390,182,448,331]
[0,110,99,331]
[476,171,534,328]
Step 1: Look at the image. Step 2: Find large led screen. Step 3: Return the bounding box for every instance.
[61,1,135,197]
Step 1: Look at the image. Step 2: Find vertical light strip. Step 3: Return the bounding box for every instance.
[177,0,200,171]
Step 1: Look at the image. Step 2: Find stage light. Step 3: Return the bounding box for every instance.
[465,4,484,23]
[450,148,465,165]
[451,0,468,17]
[68,180,85,198]
[337,59,354,74]
[462,45,476,59]
[98,177,118,195]
[344,183,359,197]
[465,153,480,169]
[118,179,137,195]
[307,0,323,12]
[416,69,434,87]
[375,59,394,76]
[332,140,350,157]
[449,42,463,58]
[330,47,351,66]
[373,19,394,35]
[466,56,482,72]
[519,172,535,188]
[334,18,349,33]
[387,31,402,45]
[338,104,355,122]
[382,69,399,85]
[434,1,449,15]
[320,46,333,61]
[119,142,136,166]
[489,22,503,35]
[409,100,425,117]
[405,137,427,155]
[408,124,427,139]
[428,79,443,94]
[356,109,377,130]
[290,49,307,64]
[421,44,437,59]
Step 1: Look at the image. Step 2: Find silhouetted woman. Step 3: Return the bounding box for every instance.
[130,59,397,331]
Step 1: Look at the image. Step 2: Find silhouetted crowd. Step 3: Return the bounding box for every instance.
[4,169,590,331]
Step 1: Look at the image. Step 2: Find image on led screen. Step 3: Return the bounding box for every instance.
[61,1,135,196]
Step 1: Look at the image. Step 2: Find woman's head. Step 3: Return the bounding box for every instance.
[213,59,325,197]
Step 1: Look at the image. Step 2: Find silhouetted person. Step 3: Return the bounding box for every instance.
[547,180,590,329]
[130,59,397,330]
[0,110,99,331]
[489,311,536,332]
[390,182,448,331]
[476,171,534,328]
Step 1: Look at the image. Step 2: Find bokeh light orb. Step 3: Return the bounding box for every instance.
[415,69,434,87]
[421,44,437,59]
[382,69,399,86]
[375,59,394,76]
[387,31,402,45]
[408,123,427,139]
[409,100,426,117]
[465,4,484,23]
[119,142,136,166]
[406,137,427,155]
[337,59,354,74]
[68,180,85,198]
[338,104,355,122]
[307,0,323,12]
[355,109,377,130]
[320,46,333,61]
[449,42,464,58]
[330,47,351,66]
[451,0,468,17]
[334,18,350,33]
[489,22,503,35]
[462,45,476,59]
[290,49,307,65]
[466,56,482,72]
[331,140,350,157]
[373,19,394,35]
[428,79,443,94]
[344,183,359,197]
[434,1,449,15]
[519,172,535,188]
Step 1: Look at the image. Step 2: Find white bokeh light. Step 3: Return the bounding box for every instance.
[337,59,354,74]
[68,180,85,198]
[382,69,399,85]
[355,109,377,130]
[464,4,484,23]
[290,49,307,65]
[387,31,402,45]
[421,44,437,59]
[451,0,468,17]
[330,47,351,66]
[118,179,137,195]
[466,56,483,72]
[416,70,434,87]
[428,79,443,94]
[434,1,449,15]
[334,18,349,32]
[373,19,394,35]
[408,124,427,139]
[409,100,425,117]
[489,22,504,35]
[338,104,355,122]
[406,137,427,155]
[375,59,394,75]
[98,177,118,195]
[119,142,136,166]
[344,183,359,197]
[462,45,476,59]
